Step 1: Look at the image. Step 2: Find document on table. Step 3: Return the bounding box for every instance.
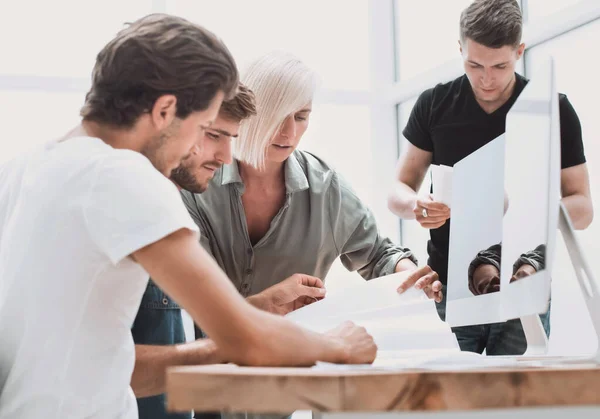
[431,164,453,207]
[285,271,460,355]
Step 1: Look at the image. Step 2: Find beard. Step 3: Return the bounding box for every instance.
[140,119,181,176]
[170,164,208,194]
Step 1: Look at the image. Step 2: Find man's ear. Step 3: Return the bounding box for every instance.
[458,39,463,55]
[150,95,178,131]
[516,43,525,59]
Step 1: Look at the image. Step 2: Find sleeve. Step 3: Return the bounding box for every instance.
[328,171,417,280]
[559,94,586,169]
[512,244,546,274]
[179,189,215,258]
[402,88,435,152]
[179,189,214,341]
[83,152,199,266]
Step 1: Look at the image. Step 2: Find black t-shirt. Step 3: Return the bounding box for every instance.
[403,73,586,283]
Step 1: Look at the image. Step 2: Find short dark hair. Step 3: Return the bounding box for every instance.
[81,14,238,128]
[219,83,257,122]
[460,0,523,48]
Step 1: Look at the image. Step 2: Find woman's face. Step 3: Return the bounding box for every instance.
[266,104,312,164]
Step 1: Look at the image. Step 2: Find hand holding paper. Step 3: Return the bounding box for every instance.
[396,265,443,303]
[414,195,451,229]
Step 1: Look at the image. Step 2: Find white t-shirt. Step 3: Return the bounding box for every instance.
[0,137,198,419]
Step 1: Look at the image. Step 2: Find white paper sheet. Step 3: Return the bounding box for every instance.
[314,350,521,371]
[286,272,460,355]
[431,164,454,207]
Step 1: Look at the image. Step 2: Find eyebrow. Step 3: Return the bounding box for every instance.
[208,127,237,138]
[297,108,312,113]
[468,60,508,67]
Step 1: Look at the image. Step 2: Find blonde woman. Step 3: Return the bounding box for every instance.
[182,51,442,307]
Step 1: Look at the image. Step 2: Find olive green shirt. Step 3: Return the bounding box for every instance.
[180,150,416,297]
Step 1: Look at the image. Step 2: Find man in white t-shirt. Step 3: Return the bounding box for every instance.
[0,14,377,419]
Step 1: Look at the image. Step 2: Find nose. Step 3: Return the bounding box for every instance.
[215,137,233,165]
[279,115,296,139]
[481,67,494,87]
[190,140,203,156]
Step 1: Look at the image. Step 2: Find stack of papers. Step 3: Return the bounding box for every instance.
[286,272,469,367]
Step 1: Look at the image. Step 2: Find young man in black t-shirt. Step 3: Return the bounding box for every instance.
[388,0,593,355]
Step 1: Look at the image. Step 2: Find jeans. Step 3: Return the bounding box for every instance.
[435,286,551,355]
[132,280,192,419]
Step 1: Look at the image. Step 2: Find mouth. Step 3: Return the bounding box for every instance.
[202,165,219,173]
[271,144,293,150]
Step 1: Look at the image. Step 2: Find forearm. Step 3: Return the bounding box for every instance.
[359,245,418,280]
[246,293,271,312]
[131,339,221,398]
[395,256,418,272]
[137,230,349,368]
[388,182,418,219]
[562,194,593,229]
[236,310,348,366]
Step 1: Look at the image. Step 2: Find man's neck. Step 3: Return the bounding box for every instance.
[79,120,146,152]
[474,74,517,114]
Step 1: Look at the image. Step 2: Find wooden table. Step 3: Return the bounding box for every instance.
[166,362,600,417]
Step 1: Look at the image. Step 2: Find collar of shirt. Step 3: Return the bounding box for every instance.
[219,151,310,194]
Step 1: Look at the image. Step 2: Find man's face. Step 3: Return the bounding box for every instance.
[472,264,500,295]
[142,91,225,177]
[170,115,239,193]
[461,38,524,106]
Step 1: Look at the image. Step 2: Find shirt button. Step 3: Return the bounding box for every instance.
[245,268,253,275]
[247,248,253,255]
[162,298,169,305]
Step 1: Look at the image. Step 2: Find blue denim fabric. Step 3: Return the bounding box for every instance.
[435,285,551,355]
[131,280,191,419]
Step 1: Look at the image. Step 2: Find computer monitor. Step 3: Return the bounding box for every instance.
[445,57,559,329]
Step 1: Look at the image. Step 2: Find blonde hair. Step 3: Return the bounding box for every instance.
[234,51,319,169]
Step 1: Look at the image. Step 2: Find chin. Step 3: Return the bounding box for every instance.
[268,151,294,163]
[477,93,501,103]
[185,183,208,194]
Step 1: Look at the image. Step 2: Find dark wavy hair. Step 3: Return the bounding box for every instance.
[81,14,239,128]
[460,0,523,48]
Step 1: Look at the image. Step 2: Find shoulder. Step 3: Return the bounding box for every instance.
[557,93,577,113]
[294,149,333,176]
[556,92,582,131]
[293,150,359,202]
[430,75,468,103]
[82,141,180,208]
[414,75,469,114]
[292,149,341,191]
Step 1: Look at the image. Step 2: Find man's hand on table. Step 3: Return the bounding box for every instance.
[326,321,377,364]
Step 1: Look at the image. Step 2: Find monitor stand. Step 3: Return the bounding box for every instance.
[521,202,600,363]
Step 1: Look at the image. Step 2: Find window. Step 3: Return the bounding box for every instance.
[395,0,472,81]
[0,90,84,164]
[396,98,431,266]
[525,0,585,20]
[0,0,152,78]
[525,18,600,355]
[167,0,370,90]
